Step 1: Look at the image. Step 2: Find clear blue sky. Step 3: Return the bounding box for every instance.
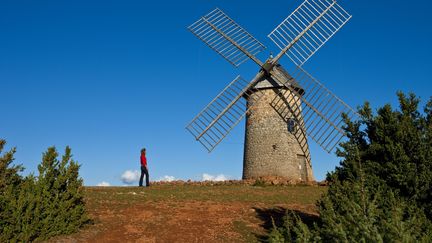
[1,0,431,186]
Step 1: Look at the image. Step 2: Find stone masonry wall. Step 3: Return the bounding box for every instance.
[242,88,314,182]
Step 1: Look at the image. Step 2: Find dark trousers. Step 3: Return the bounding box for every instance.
[139,165,150,187]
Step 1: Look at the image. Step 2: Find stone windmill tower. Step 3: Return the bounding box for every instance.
[242,66,313,181]
[186,0,358,182]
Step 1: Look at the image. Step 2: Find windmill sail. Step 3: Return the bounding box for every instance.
[186,74,265,152]
[271,67,359,153]
[188,8,266,67]
[273,87,312,170]
[269,0,351,66]
[187,3,357,155]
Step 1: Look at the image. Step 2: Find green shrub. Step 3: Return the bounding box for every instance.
[316,176,432,242]
[269,211,317,243]
[0,141,88,241]
[270,92,432,242]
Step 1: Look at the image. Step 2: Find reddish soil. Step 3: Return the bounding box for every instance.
[48,184,324,243]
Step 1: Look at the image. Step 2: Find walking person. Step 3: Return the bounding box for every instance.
[139,148,150,187]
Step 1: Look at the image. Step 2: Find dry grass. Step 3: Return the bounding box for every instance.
[48,183,326,242]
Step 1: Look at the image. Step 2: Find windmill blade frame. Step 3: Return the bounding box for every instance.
[270,67,359,153]
[186,72,266,152]
[272,87,312,170]
[188,8,266,67]
[186,1,355,154]
[269,0,352,66]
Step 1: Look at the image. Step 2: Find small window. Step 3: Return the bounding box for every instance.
[287,118,296,133]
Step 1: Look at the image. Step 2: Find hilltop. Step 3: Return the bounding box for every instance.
[48,182,325,242]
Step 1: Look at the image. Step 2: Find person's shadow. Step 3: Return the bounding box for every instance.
[253,206,319,242]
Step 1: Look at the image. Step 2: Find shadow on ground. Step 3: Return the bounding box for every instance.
[253,206,319,242]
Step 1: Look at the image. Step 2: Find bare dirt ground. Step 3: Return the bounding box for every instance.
[48,182,325,243]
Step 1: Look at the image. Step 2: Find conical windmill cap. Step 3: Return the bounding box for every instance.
[253,64,305,95]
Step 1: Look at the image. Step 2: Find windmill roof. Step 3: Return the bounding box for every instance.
[253,64,304,95]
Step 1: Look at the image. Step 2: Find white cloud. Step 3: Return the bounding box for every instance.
[121,170,140,184]
[158,175,176,182]
[202,173,229,181]
[97,181,111,187]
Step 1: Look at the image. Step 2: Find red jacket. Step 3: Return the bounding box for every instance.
[140,154,147,167]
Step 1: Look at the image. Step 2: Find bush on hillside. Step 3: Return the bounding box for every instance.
[269,92,432,242]
[0,141,88,241]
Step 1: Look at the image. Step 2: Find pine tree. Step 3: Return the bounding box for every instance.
[0,139,24,241]
[334,92,432,218]
[35,146,88,240]
[0,140,22,189]
[270,92,432,242]
[0,141,88,241]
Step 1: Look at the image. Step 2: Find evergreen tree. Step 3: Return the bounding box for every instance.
[0,141,88,241]
[35,146,88,240]
[334,92,432,218]
[0,139,24,241]
[269,92,432,242]
[0,139,22,190]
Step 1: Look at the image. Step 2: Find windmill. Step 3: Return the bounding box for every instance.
[186,0,358,182]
